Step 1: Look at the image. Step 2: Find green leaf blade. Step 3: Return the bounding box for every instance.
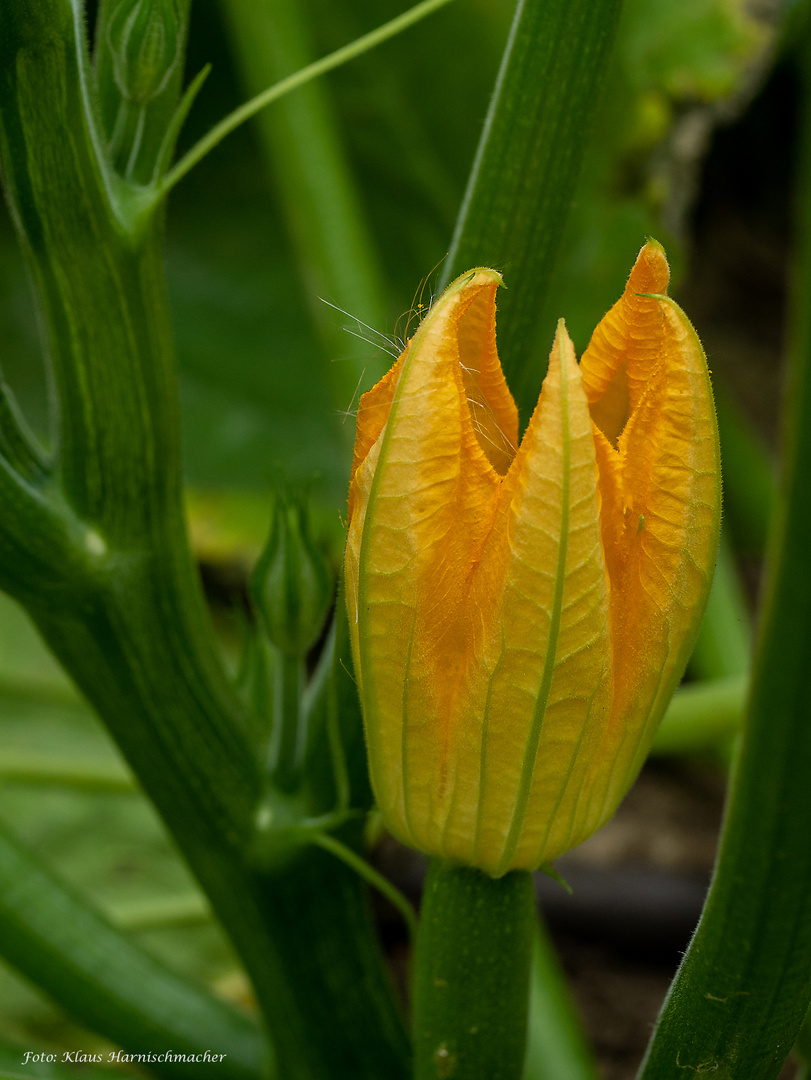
[0,821,267,1080]
[440,0,624,419]
[637,25,811,1080]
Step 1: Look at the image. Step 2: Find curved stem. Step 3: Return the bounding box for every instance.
[312,831,418,940]
[160,0,458,200]
[219,0,389,423]
[0,379,48,482]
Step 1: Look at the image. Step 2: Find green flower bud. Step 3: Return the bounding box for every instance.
[107,0,181,105]
[251,492,333,657]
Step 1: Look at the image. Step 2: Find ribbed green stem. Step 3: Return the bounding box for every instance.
[413,862,536,1080]
[0,17,186,546]
[439,0,624,419]
[0,0,255,845]
[255,842,411,1080]
[0,7,409,1077]
[637,24,811,1080]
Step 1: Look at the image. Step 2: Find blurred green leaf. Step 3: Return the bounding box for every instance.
[689,532,752,682]
[652,674,746,755]
[217,0,390,420]
[288,0,510,303]
[0,822,264,1078]
[166,151,346,500]
[530,0,777,412]
[620,0,769,99]
[523,919,598,1080]
[715,389,777,554]
[0,594,78,704]
[0,0,780,515]
[0,593,250,1050]
[639,18,811,1074]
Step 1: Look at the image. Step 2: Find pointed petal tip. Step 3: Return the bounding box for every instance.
[550,318,578,372]
[444,267,505,296]
[627,239,670,297]
[551,316,572,346]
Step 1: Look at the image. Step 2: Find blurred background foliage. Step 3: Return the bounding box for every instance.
[0,0,778,522]
[0,0,792,1061]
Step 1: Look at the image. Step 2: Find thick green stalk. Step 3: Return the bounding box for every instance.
[0,0,266,970]
[0,7,408,1077]
[0,822,265,1080]
[439,0,624,419]
[413,862,536,1080]
[0,15,184,547]
[637,26,811,1080]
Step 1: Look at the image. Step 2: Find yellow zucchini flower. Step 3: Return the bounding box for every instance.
[345,241,720,877]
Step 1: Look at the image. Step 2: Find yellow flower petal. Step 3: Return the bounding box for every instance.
[346,243,721,877]
[346,270,507,849]
[459,321,613,874]
[579,242,722,828]
[581,238,671,445]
